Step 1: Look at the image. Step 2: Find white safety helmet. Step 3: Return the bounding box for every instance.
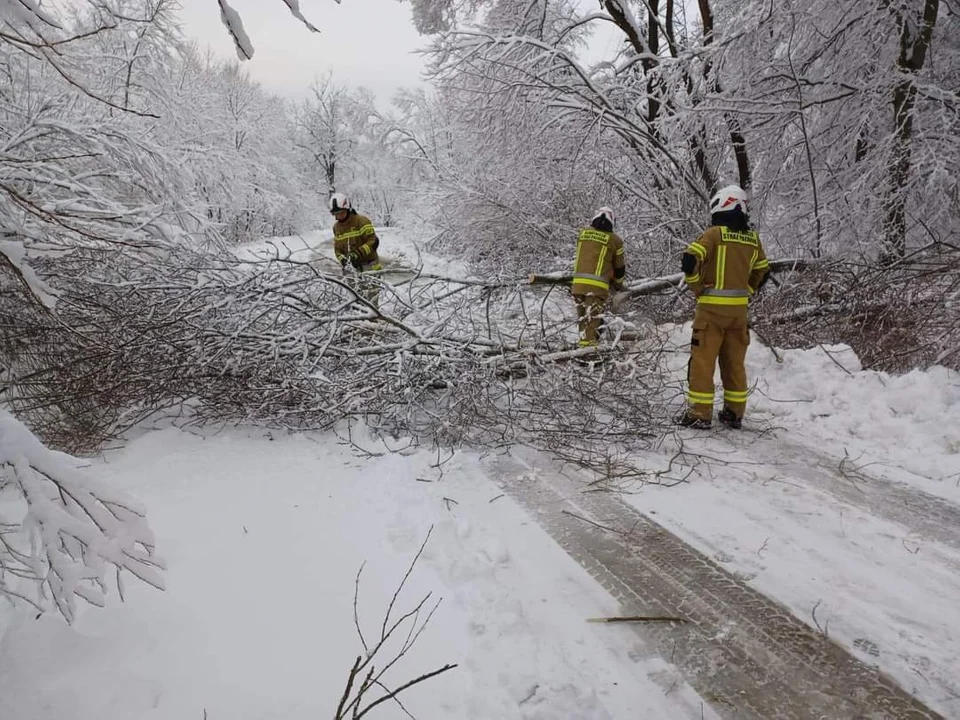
[591,206,615,227]
[709,185,748,215]
[329,193,351,214]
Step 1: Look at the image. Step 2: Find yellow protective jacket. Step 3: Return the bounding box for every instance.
[333,212,379,269]
[684,226,769,314]
[571,228,626,297]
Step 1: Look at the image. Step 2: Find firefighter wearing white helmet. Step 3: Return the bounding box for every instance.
[330,193,382,303]
[571,206,627,347]
[677,184,769,429]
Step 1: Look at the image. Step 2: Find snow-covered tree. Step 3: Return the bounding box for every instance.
[394,0,955,262]
[190,56,310,241]
[292,72,356,195]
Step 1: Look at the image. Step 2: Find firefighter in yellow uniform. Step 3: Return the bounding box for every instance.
[330,193,382,306]
[571,207,626,347]
[678,185,769,429]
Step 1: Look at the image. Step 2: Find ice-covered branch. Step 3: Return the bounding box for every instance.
[218,0,321,61]
[0,411,165,623]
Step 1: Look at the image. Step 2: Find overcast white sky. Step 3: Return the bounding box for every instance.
[176,0,428,102]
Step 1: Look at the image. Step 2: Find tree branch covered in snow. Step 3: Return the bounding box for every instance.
[0,410,164,622]
[747,244,960,372]
[336,527,457,719]
[216,0,320,61]
[2,230,681,481]
[0,0,956,487]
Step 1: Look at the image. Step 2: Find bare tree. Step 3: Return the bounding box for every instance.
[293,72,356,194]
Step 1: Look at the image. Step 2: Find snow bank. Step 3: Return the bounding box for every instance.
[663,322,960,497]
[747,337,960,494]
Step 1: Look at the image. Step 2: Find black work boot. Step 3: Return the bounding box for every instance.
[674,412,712,429]
[717,408,742,429]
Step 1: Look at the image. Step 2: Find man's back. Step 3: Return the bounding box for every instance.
[572,228,625,297]
[685,225,768,315]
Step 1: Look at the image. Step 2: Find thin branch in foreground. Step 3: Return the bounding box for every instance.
[353,562,369,655]
[811,599,830,638]
[560,509,628,536]
[354,663,459,719]
[335,526,457,719]
[381,526,433,642]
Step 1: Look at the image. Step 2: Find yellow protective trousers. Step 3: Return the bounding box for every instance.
[686,306,750,420]
[574,293,606,346]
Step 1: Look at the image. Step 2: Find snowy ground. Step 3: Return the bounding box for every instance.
[0,425,714,720]
[2,227,958,718]
[620,324,960,716]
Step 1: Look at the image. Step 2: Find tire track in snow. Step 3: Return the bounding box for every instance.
[484,451,942,720]
[726,430,960,551]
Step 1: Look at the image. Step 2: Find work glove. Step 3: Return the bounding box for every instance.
[611,279,625,292]
[348,250,361,267]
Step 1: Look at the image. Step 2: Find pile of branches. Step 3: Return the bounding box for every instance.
[8,234,953,485]
[747,244,960,373]
[595,250,960,375]
[1,241,677,476]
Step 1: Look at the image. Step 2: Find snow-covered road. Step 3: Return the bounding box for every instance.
[2,405,955,718]
[0,426,716,720]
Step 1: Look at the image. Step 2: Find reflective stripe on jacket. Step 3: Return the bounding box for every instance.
[572,228,626,297]
[684,226,768,308]
[333,212,379,266]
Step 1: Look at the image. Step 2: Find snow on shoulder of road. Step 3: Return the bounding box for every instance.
[745,338,960,500]
[0,424,715,720]
[624,324,960,716]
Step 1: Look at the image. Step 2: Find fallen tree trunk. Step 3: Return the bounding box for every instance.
[529,258,814,296]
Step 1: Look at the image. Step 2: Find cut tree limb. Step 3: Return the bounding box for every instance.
[529,258,813,297]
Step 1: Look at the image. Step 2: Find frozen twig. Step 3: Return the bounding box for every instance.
[336,527,457,719]
[811,599,829,638]
[561,509,628,536]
